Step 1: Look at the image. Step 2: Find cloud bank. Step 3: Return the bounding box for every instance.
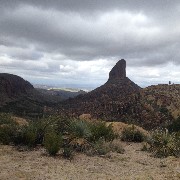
[0,0,180,88]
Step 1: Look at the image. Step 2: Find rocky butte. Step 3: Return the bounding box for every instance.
[58,59,141,121]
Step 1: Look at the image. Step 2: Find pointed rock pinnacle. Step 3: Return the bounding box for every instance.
[108,59,126,81]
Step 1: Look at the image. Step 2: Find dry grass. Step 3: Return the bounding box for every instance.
[12,116,29,126]
[106,122,149,137]
[0,142,179,180]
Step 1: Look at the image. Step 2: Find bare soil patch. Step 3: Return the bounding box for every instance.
[0,142,179,180]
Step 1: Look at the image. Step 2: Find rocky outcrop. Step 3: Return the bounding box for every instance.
[108,59,126,81]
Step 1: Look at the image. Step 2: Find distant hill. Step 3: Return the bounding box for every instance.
[1,64,179,129]
[37,88,87,100]
[0,73,61,116]
[0,73,34,106]
[141,84,180,119]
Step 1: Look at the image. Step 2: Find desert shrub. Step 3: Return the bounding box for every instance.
[121,125,145,142]
[0,113,16,125]
[87,139,124,156]
[12,118,51,147]
[89,122,116,142]
[141,142,149,151]
[44,131,62,156]
[167,117,180,133]
[0,113,18,144]
[62,146,73,159]
[109,140,125,154]
[54,117,72,135]
[17,116,59,147]
[147,130,180,158]
[69,120,92,139]
[159,107,169,115]
[90,139,112,155]
[69,137,90,152]
[0,124,17,145]
[0,113,43,147]
[12,123,37,147]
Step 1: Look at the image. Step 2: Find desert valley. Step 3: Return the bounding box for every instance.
[0,59,180,179]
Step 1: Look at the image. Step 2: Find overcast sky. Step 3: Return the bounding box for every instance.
[0,0,180,89]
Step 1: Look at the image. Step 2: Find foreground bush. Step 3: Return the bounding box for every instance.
[62,146,74,159]
[89,122,116,142]
[13,122,42,147]
[44,131,62,156]
[147,130,180,158]
[0,113,15,125]
[167,117,180,133]
[0,113,18,144]
[0,114,122,158]
[69,120,116,142]
[69,137,90,152]
[87,139,124,156]
[69,120,92,139]
[0,124,17,145]
[121,125,145,142]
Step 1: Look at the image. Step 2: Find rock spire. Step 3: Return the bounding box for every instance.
[108,59,126,81]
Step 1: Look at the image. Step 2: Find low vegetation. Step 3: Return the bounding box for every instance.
[167,116,180,133]
[1,113,180,159]
[146,129,180,158]
[44,131,63,156]
[0,113,121,157]
[121,125,145,142]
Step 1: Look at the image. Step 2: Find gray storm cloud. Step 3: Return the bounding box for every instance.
[0,0,180,88]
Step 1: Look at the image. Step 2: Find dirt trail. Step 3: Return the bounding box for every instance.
[0,142,179,180]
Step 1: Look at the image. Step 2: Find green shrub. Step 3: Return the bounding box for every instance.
[16,117,59,147]
[69,120,92,139]
[62,146,73,159]
[90,139,111,155]
[0,113,18,144]
[87,139,124,156]
[147,130,180,158]
[0,124,17,144]
[55,117,72,135]
[89,122,116,142]
[44,131,62,156]
[12,119,50,147]
[167,117,180,133]
[121,125,145,142]
[12,124,37,147]
[0,113,15,125]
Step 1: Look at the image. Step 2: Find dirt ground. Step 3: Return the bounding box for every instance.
[0,142,180,180]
